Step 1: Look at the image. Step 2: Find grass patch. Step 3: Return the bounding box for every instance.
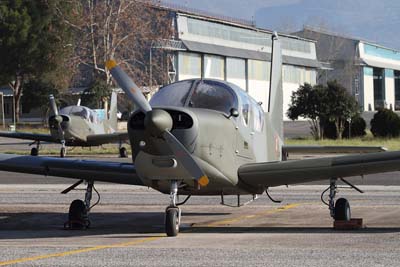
[3,146,132,156]
[285,134,400,151]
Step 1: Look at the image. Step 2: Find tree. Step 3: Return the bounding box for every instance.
[370,109,400,138]
[324,80,359,139]
[287,83,327,139]
[81,79,111,109]
[288,81,359,140]
[68,0,173,87]
[21,79,59,120]
[0,0,74,122]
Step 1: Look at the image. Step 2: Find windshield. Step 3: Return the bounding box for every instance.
[150,80,194,107]
[188,80,238,114]
[60,106,98,123]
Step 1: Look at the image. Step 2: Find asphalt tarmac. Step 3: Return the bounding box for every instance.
[1,137,400,266]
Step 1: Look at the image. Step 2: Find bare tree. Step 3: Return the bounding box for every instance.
[69,0,173,87]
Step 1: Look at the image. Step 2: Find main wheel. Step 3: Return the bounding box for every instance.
[165,208,179,237]
[334,198,351,221]
[30,147,39,156]
[119,147,128,158]
[60,147,66,158]
[67,199,89,229]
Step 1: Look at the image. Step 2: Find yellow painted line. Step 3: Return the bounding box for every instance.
[0,236,162,266]
[205,203,301,227]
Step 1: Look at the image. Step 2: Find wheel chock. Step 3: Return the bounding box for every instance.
[333,218,363,230]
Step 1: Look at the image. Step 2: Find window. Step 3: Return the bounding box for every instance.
[248,60,269,81]
[251,99,264,132]
[150,80,194,107]
[189,80,237,114]
[236,88,250,126]
[203,55,224,79]
[60,106,97,123]
[395,71,400,110]
[373,68,384,110]
[226,58,246,89]
[178,52,201,79]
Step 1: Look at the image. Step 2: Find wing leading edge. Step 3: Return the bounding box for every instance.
[0,154,143,186]
[238,151,400,188]
[86,132,129,146]
[0,131,55,142]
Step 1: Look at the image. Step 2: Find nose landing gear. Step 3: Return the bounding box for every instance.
[30,141,40,156]
[165,180,181,237]
[60,140,67,158]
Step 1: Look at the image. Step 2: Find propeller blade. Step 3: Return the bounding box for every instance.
[49,95,64,141]
[49,95,59,116]
[162,130,209,187]
[106,60,152,114]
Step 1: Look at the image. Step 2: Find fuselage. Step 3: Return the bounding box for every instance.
[49,105,115,146]
[127,79,271,195]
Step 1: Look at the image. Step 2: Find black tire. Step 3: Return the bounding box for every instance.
[30,147,39,156]
[68,199,88,229]
[334,198,351,221]
[165,208,179,237]
[60,147,66,158]
[119,147,128,158]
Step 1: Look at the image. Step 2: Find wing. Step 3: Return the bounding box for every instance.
[282,145,387,154]
[238,151,400,188]
[0,131,56,142]
[86,132,129,145]
[0,154,143,185]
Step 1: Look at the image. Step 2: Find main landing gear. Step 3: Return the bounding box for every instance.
[321,178,364,222]
[165,180,181,237]
[64,180,98,229]
[30,141,40,156]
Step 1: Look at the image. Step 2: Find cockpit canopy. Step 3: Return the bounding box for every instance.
[150,79,238,115]
[60,106,98,123]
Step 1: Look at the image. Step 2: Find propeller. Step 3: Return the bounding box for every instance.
[106,60,209,187]
[49,95,65,143]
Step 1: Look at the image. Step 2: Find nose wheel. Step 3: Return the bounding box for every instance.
[119,147,127,158]
[30,141,40,156]
[60,141,66,158]
[165,180,181,237]
[30,147,39,156]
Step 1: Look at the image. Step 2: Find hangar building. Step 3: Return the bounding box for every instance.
[294,27,400,112]
[155,4,320,120]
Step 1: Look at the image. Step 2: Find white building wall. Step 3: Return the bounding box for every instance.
[363,67,374,111]
[385,69,395,110]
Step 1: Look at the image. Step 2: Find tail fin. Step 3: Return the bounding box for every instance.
[265,32,284,161]
[108,91,118,130]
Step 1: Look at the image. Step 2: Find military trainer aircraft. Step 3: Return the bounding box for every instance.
[0,33,400,236]
[0,92,129,157]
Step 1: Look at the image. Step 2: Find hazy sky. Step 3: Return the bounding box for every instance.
[163,0,400,50]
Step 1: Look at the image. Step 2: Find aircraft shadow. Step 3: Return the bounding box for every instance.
[185,226,400,234]
[1,211,400,240]
[0,211,166,240]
